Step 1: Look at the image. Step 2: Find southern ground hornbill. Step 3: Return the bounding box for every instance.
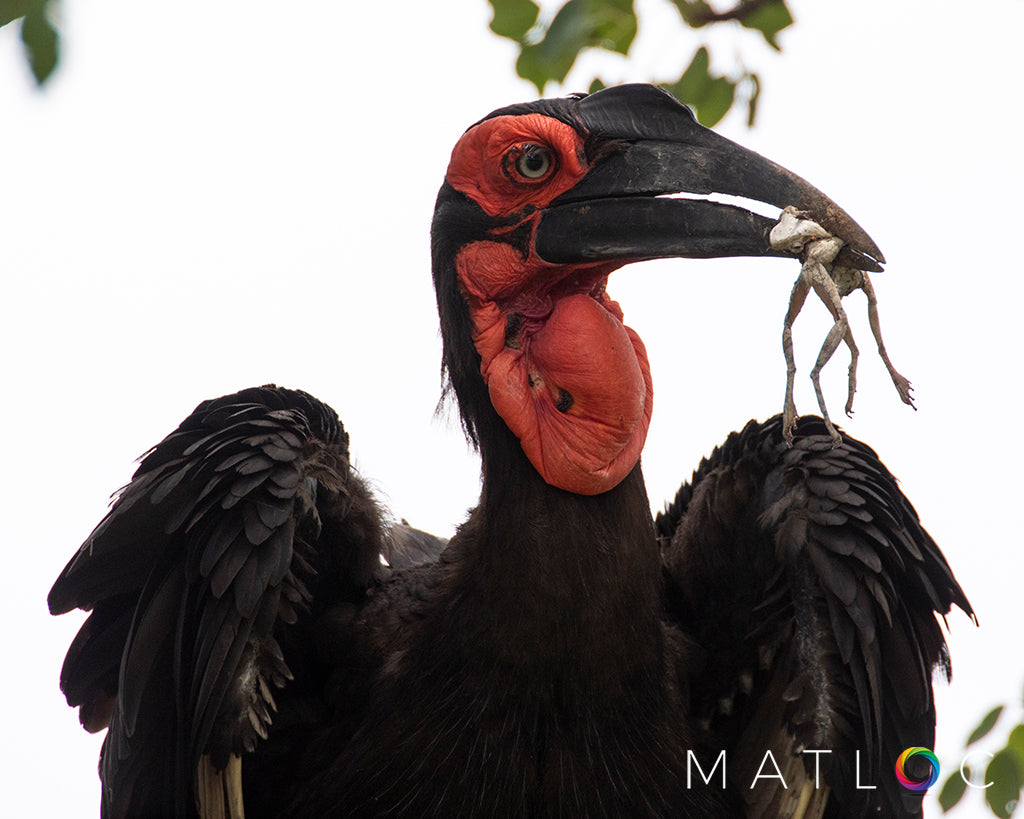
[50,84,971,818]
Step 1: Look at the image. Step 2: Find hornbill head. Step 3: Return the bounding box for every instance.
[432,83,883,495]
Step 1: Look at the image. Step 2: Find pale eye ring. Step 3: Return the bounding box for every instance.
[515,144,553,180]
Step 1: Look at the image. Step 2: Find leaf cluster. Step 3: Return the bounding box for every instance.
[488,0,792,126]
[939,692,1024,818]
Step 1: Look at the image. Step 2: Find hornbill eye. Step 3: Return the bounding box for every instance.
[511,144,554,181]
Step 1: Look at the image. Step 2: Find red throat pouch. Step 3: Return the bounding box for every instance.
[476,291,653,495]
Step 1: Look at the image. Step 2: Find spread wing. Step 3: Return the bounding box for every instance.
[48,385,441,818]
[658,415,973,819]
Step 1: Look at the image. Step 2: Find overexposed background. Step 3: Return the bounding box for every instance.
[2,0,1020,813]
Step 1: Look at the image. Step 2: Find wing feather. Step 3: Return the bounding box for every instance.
[48,385,395,818]
[659,415,972,818]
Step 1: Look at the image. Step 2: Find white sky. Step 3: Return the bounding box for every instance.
[2,0,1021,814]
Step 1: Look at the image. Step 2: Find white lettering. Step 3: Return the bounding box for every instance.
[802,749,831,788]
[687,750,727,789]
[750,750,787,789]
[960,751,995,789]
[855,750,876,790]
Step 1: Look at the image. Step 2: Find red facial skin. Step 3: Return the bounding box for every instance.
[446,114,653,496]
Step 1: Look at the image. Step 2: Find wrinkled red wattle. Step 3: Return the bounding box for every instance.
[458,248,653,495]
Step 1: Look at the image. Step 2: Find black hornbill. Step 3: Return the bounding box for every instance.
[50,84,971,818]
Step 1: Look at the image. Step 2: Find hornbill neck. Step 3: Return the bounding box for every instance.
[432,182,664,683]
[446,412,665,688]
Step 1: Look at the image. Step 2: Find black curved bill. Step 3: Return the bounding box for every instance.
[535,84,884,273]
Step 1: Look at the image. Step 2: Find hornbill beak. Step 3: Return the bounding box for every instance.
[535,84,884,272]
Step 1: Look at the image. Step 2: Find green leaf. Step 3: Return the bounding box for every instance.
[675,46,711,94]
[984,749,1023,819]
[665,0,713,28]
[661,46,711,108]
[697,77,735,126]
[516,0,636,92]
[588,77,606,94]
[738,0,793,51]
[745,71,761,126]
[938,767,968,813]
[1007,724,1024,777]
[0,0,42,28]
[661,47,736,127]
[489,0,539,42]
[968,706,1006,746]
[20,0,58,86]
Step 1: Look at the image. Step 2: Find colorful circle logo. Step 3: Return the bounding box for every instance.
[895,747,940,791]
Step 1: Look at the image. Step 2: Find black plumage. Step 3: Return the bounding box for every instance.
[50,84,971,818]
[657,415,967,816]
